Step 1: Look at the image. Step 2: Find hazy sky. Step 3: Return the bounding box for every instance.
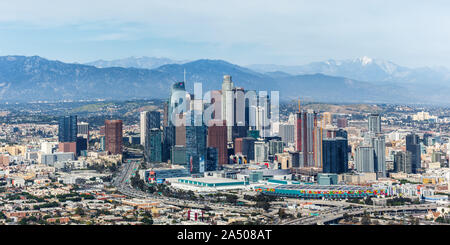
[0,0,449,67]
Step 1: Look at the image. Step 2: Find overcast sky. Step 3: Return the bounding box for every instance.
[0,0,449,67]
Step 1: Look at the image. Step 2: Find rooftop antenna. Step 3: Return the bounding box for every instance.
[298,99,301,113]
[184,69,186,83]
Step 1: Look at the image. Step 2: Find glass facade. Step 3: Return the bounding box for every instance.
[322,137,348,174]
[58,115,77,142]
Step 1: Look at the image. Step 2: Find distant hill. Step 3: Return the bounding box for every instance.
[85,56,188,69]
[0,55,448,104]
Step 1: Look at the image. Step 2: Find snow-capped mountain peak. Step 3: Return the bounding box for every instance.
[354,56,373,66]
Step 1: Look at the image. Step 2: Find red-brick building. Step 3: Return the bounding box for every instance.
[105,120,123,155]
[207,120,227,165]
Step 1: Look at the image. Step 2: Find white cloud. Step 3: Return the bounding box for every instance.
[0,0,449,66]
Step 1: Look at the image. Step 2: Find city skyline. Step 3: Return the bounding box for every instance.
[0,1,449,230]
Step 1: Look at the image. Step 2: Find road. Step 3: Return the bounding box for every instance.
[112,151,263,215]
[112,150,440,225]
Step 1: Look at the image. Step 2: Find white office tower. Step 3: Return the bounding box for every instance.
[447,142,450,157]
[368,113,381,134]
[372,136,386,177]
[355,146,375,172]
[255,106,266,136]
[279,123,295,146]
[271,121,280,137]
[254,141,269,163]
[221,75,234,142]
[40,141,55,155]
[447,171,450,191]
[288,113,296,124]
[140,111,148,146]
[77,122,89,136]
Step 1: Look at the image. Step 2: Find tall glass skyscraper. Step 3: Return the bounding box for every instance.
[372,135,386,177]
[185,116,207,174]
[143,111,161,161]
[169,81,187,126]
[164,82,186,162]
[322,137,348,174]
[221,75,234,143]
[355,146,375,173]
[148,129,162,162]
[406,133,421,173]
[394,151,412,173]
[58,115,77,142]
[368,113,381,134]
[295,110,320,167]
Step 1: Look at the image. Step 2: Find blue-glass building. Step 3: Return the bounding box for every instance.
[185,115,207,174]
[406,133,421,173]
[149,129,162,162]
[322,137,348,174]
[206,147,218,172]
[58,116,77,142]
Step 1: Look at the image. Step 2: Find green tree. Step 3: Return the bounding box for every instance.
[256,201,271,211]
[75,207,85,216]
[343,213,351,222]
[361,214,371,225]
[141,217,154,225]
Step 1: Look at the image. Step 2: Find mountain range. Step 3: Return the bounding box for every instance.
[248,56,450,86]
[85,56,189,70]
[0,55,449,104]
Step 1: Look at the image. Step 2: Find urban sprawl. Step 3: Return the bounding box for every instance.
[0,75,449,225]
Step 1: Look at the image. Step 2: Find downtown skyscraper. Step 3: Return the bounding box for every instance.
[368,113,381,134]
[140,111,161,146]
[58,115,77,142]
[355,113,386,177]
[105,120,123,155]
[207,120,228,166]
[322,137,348,174]
[294,110,322,168]
[406,133,421,173]
[221,75,234,143]
[163,81,187,162]
[141,111,161,162]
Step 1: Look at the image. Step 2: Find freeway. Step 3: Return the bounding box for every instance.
[112,153,263,215]
[111,155,441,225]
[282,203,438,225]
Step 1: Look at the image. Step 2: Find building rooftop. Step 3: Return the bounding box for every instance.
[261,184,376,191]
[177,177,244,184]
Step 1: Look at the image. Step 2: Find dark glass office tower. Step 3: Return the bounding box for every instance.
[406,133,421,173]
[322,137,348,174]
[163,125,175,162]
[394,151,412,173]
[185,115,207,174]
[336,129,348,139]
[143,111,161,162]
[58,116,78,142]
[141,110,161,147]
[206,147,218,172]
[148,128,162,162]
